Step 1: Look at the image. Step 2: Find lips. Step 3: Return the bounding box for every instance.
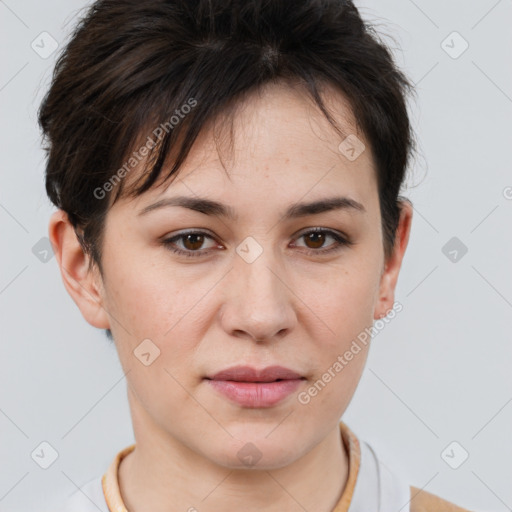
[207,365,304,383]
[205,365,305,408]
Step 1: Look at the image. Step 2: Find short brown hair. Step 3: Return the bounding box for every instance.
[39,0,417,281]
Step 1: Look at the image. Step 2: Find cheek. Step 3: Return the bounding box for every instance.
[125,360,204,438]
[298,259,378,405]
[298,345,369,426]
[104,257,193,338]
[303,263,381,346]
[103,262,215,389]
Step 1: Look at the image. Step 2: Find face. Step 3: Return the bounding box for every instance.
[52,81,412,470]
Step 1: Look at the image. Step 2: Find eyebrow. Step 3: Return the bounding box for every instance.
[137,195,366,220]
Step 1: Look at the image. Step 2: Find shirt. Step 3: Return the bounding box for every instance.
[61,420,473,511]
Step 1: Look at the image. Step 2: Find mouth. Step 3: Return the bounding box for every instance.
[204,365,306,408]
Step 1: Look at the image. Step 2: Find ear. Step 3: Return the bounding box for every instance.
[374,200,413,320]
[48,209,110,330]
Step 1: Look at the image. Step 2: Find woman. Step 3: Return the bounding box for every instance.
[40,0,474,510]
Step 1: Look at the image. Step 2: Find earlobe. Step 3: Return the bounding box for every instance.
[48,209,110,330]
[373,200,413,320]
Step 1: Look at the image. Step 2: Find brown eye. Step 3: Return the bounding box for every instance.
[162,231,218,258]
[162,228,352,259]
[293,228,353,255]
[181,233,206,251]
[303,231,327,249]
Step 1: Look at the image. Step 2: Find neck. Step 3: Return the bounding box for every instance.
[118,397,349,512]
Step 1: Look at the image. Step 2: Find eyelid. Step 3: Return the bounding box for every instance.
[290,227,352,250]
[162,229,220,252]
[161,227,353,258]
[293,226,349,240]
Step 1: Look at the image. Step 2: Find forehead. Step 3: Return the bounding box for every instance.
[115,80,376,211]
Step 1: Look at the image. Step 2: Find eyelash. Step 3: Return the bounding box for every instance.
[161,228,353,258]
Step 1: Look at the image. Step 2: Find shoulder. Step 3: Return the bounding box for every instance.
[409,485,476,512]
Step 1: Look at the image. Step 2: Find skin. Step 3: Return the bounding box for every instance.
[49,81,412,512]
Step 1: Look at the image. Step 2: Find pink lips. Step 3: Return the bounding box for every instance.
[205,365,305,408]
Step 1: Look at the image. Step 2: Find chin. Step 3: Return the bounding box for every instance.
[205,433,303,471]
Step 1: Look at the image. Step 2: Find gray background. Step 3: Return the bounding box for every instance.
[1,0,511,511]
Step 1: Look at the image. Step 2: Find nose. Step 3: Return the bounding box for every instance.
[219,247,297,344]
